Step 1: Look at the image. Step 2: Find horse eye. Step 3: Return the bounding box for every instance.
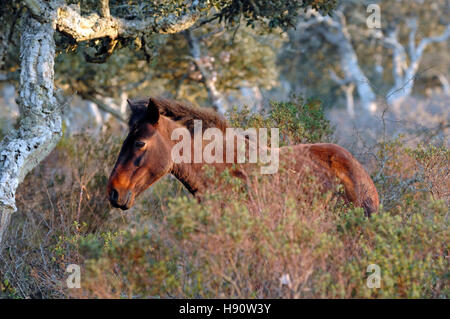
[135,141,145,148]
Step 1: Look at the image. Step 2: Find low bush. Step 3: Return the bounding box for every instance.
[0,99,447,299]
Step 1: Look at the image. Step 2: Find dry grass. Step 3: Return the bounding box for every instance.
[0,100,448,299]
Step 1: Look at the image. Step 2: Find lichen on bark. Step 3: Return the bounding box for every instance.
[0,13,62,246]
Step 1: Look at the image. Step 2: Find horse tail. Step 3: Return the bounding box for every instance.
[307,144,379,217]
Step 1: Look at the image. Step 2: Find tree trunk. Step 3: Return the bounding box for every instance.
[343,83,355,118]
[309,10,378,115]
[332,31,377,114]
[0,13,62,246]
[184,29,228,114]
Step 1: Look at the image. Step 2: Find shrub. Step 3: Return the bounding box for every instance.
[0,127,122,298]
[0,100,448,299]
[227,97,334,144]
[71,163,448,298]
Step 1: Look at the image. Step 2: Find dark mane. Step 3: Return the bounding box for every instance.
[128,97,228,133]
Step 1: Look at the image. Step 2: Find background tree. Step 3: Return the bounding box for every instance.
[278,0,450,116]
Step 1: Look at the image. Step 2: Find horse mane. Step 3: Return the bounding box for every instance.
[128,97,229,133]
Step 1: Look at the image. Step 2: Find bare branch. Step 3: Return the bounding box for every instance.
[436,74,450,94]
[22,0,50,21]
[100,0,110,19]
[329,70,349,86]
[55,3,202,42]
[415,24,450,59]
[23,1,205,42]
[184,29,227,113]
[381,21,450,104]
[82,94,126,123]
[407,18,418,59]
[382,26,408,89]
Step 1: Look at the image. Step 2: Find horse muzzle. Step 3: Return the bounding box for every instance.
[109,188,133,210]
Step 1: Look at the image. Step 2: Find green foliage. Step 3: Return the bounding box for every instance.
[337,200,448,298]
[228,97,333,144]
[211,0,337,30]
[154,23,282,105]
[72,0,337,32]
[0,278,20,299]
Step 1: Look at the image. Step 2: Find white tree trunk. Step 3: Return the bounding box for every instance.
[329,70,356,118]
[382,21,450,106]
[302,10,378,114]
[337,41,377,113]
[343,83,355,118]
[0,13,62,246]
[437,74,449,95]
[184,29,228,114]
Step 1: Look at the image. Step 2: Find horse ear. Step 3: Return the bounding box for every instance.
[146,98,160,124]
[127,99,139,114]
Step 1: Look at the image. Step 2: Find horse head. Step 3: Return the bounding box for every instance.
[107,98,173,210]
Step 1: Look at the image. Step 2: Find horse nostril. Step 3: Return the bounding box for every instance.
[126,191,132,203]
[110,189,119,202]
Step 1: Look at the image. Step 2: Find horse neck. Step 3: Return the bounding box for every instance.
[160,116,231,196]
[171,161,208,195]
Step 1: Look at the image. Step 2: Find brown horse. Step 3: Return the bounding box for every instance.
[107,97,379,215]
